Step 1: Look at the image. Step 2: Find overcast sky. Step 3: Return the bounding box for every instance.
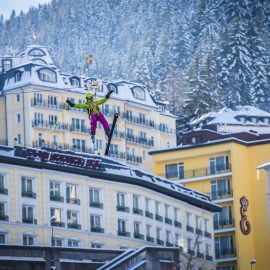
[0,0,52,20]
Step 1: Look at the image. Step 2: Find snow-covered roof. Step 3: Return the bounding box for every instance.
[191,106,270,126]
[0,145,219,212]
[0,45,174,116]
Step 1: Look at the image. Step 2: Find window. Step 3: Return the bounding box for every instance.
[91,242,103,248]
[68,239,79,247]
[70,77,80,87]
[2,59,12,71]
[155,201,161,215]
[186,212,192,227]
[139,113,146,124]
[34,112,44,124]
[16,113,21,123]
[38,68,56,83]
[52,238,62,247]
[156,227,162,240]
[17,134,21,144]
[175,233,181,247]
[209,156,229,174]
[165,162,184,179]
[49,115,58,126]
[165,205,170,218]
[72,138,86,152]
[118,219,127,232]
[134,221,141,234]
[126,110,133,120]
[21,177,35,198]
[146,224,152,237]
[195,216,201,229]
[117,192,125,207]
[16,94,20,102]
[67,210,78,224]
[48,95,57,106]
[0,233,6,244]
[23,234,34,246]
[214,206,232,229]
[95,139,103,150]
[107,83,118,94]
[22,205,35,224]
[174,208,180,221]
[0,202,6,219]
[51,207,62,221]
[50,181,61,198]
[211,179,231,199]
[90,188,101,203]
[166,230,171,243]
[72,118,85,132]
[90,215,101,229]
[104,104,110,115]
[109,144,119,155]
[133,195,140,209]
[28,48,45,56]
[15,71,22,82]
[145,198,151,212]
[0,175,6,194]
[131,86,145,100]
[215,235,234,258]
[66,184,79,204]
[53,135,57,145]
[34,93,43,105]
[127,128,134,139]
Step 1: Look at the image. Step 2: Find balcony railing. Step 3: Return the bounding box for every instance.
[195,228,203,235]
[134,233,144,240]
[125,114,157,129]
[186,225,194,233]
[146,236,154,243]
[133,208,143,215]
[174,220,182,228]
[215,248,236,259]
[52,221,65,227]
[126,135,154,147]
[210,189,233,200]
[69,125,90,134]
[187,249,195,256]
[67,223,81,230]
[197,252,204,258]
[214,219,235,230]
[50,194,64,202]
[66,198,80,205]
[91,227,104,233]
[0,214,9,221]
[22,191,36,199]
[145,211,153,219]
[90,201,103,209]
[32,120,69,131]
[118,231,131,237]
[206,255,213,261]
[0,187,8,195]
[204,231,211,238]
[180,164,231,180]
[156,239,164,246]
[108,151,126,160]
[126,154,142,164]
[22,218,37,224]
[155,214,163,222]
[31,99,66,110]
[165,217,173,225]
[166,242,174,247]
[116,205,130,212]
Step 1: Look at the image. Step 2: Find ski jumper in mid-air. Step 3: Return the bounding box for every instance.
[66,90,113,144]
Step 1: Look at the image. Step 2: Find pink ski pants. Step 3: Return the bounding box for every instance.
[90,113,110,135]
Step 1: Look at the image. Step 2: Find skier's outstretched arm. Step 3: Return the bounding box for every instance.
[97,90,114,105]
[66,99,87,108]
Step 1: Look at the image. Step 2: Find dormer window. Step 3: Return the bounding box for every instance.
[70,77,80,87]
[2,59,12,71]
[15,71,22,82]
[107,83,118,94]
[28,48,46,57]
[131,86,145,100]
[38,68,56,83]
[158,105,165,112]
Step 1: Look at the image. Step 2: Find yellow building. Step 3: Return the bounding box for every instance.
[0,145,219,269]
[149,129,270,270]
[0,45,176,172]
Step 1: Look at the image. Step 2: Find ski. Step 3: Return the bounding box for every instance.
[104,112,119,156]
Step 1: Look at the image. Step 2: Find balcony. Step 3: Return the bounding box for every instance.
[90,201,103,209]
[116,205,130,212]
[214,219,235,230]
[0,214,9,221]
[186,225,194,233]
[126,135,154,147]
[126,154,142,164]
[155,214,163,222]
[69,125,90,134]
[195,228,203,235]
[32,120,69,132]
[204,231,211,238]
[52,221,65,227]
[145,211,153,219]
[67,223,81,230]
[0,187,8,195]
[211,189,233,201]
[165,217,173,225]
[180,164,231,180]
[146,236,154,243]
[197,252,204,258]
[31,99,66,110]
[66,198,80,205]
[91,227,104,233]
[22,191,36,199]
[156,239,164,246]
[166,242,174,247]
[215,248,236,259]
[133,208,143,215]
[118,231,131,237]
[50,194,64,202]
[134,233,144,240]
[22,218,37,224]
[174,220,182,228]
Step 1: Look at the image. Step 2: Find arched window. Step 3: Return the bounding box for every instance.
[107,83,118,94]
[28,48,46,57]
[15,71,22,82]
[131,86,145,100]
[70,77,80,87]
[37,68,57,83]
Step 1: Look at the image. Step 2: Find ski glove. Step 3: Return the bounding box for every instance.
[66,99,74,107]
[105,90,114,99]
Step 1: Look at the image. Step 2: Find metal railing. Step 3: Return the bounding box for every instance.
[90,201,103,209]
[0,187,8,195]
[133,208,143,215]
[126,135,154,147]
[21,191,36,199]
[116,205,130,212]
[210,189,233,200]
[214,219,235,230]
[134,233,144,240]
[117,231,131,237]
[32,120,69,131]
[67,223,81,230]
[215,248,236,259]
[50,194,64,202]
[31,99,66,110]
[91,227,104,233]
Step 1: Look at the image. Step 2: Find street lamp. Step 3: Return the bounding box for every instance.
[50,216,57,270]
[250,259,256,270]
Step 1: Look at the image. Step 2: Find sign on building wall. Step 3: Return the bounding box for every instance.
[240,196,251,235]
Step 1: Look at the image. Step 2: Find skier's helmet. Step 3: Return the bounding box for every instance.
[85,92,94,99]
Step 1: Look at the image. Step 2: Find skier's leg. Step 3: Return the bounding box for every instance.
[98,113,110,136]
[90,114,97,143]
